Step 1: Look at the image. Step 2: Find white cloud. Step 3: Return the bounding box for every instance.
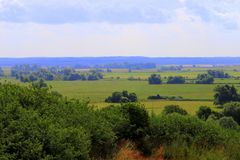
[0,20,240,57]
[0,0,240,57]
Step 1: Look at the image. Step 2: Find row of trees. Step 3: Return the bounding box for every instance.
[11,65,103,82]
[208,70,230,78]
[147,70,232,85]
[148,73,215,84]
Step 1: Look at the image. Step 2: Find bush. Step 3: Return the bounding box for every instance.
[167,76,185,84]
[163,105,188,115]
[223,102,240,125]
[148,95,183,100]
[196,106,213,121]
[219,117,238,130]
[150,114,224,148]
[101,103,151,155]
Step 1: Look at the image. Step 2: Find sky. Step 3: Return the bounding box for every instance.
[0,0,240,57]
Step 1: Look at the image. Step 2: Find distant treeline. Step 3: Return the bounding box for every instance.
[1,57,240,67]
[11,65,103,82]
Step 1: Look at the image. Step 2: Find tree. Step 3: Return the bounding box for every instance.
[0,67,4,77]
[32,79,48,89]
[214,85,239,105]
[148,74,162,84]
[223,102,240,125]
[208,70,230,78]
[195,74,214,84]
[219,117,238,130]
[167,76,185,84]
[196,106,213,121]
[163,105,188,115]
[105,91,138,103]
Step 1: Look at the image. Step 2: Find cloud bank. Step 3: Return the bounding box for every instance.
[0,0,240,57]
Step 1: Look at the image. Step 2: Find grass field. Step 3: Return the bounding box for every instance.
[2,66,240,115]
[47,80,219,102]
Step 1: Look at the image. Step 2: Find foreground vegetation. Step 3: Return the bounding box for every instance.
[0,81,240,159]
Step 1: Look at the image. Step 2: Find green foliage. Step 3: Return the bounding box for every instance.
[219,117,238,130]
[105,90,138,103]
[101,103,151,155]
[195,74,214,84]
[214,85,239,105]
[11,65,104,82]
[208,70,230,78]
[150,114,224,148]
[223,102,240,125]
[148,74,162,84]
[1,81,240,159]
[147,94,183,100]
[0,82,114,159]
[196,106,213,121]
[163,105,188,115]
[167,76,185,84]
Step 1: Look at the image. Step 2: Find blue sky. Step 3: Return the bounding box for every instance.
[0,0,240,57]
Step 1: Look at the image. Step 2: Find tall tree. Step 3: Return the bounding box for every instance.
[214,85,239,105]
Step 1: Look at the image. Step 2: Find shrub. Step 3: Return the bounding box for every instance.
[163,105,188,115]
[219,117,238,130]
[223,102,240,125]
[150,114,224,148]
[196,106,213,121]
[101,103,151,155]
[167,76,185,84]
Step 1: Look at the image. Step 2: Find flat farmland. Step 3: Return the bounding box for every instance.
[2,67,240,115]
[47,80,219,102]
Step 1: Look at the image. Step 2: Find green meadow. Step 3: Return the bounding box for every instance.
[2,67,240,115]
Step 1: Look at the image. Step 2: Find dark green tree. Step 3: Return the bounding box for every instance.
[223,102,240,125]
[208,70,230,78]
[219,117,238,130]
[195,74,214,84]
[167,76,185,84]
[163,105,188,115]
[148,74,162,84]
[196,106,213,121]
[214,85,239,105]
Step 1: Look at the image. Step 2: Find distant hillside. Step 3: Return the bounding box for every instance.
[0,57,240,67]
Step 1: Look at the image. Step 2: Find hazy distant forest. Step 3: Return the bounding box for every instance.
[1,57,240,160]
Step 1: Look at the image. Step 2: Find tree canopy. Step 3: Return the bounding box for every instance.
[214,85,239,105]
[195,74,214,84]
[148,74,162,85]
